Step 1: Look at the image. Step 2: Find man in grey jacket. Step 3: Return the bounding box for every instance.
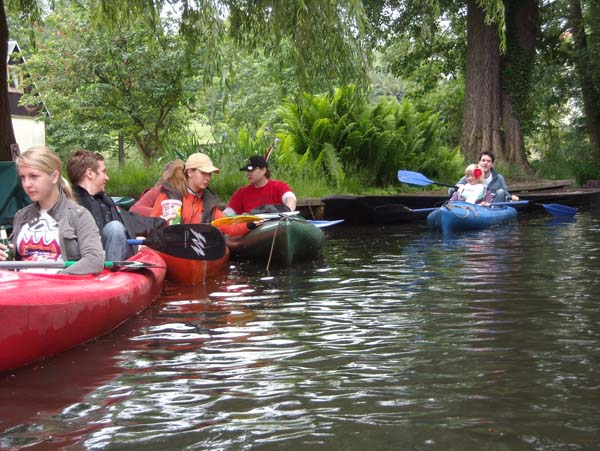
[449,151,519,203]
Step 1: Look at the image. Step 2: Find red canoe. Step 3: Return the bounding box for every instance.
[0,247,166,372]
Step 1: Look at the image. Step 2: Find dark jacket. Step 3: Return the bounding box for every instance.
[73,185,166,238]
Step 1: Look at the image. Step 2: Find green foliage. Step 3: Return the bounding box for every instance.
[530,125,600,186]
[200,41,298,131]
[20,7,205,162]
[228,0,369,93]
[274,84,463,188]
[501,0,536,132]
[105,160,162,197]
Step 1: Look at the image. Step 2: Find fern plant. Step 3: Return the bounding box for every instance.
[275,85,462,188]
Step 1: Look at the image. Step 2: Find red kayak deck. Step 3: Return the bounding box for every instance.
[0,247,166,372]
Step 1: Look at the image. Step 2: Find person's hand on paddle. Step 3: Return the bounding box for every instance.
[247,219,265,231]
[511,194,520,201]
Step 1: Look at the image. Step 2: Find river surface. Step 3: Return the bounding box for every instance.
[1,209,600,451]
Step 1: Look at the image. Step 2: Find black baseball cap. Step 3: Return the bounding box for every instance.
[240,155,269,171]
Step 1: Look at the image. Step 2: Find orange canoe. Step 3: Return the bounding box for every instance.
[158,248,230,284]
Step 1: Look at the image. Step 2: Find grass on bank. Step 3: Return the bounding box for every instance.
[105,158,413,202]
[106,148,587,204]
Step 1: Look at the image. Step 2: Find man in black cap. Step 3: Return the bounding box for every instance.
[223,155,297,216]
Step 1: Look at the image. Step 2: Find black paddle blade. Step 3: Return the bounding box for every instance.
[142,224,226,261]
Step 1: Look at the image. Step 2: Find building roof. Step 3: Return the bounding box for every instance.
[7,40,21,63]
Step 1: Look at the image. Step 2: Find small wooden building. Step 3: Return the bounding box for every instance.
[7,40,45,151]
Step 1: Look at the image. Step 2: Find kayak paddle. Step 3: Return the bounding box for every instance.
[211,214,264,226]
[128,224,226,260]
[211,211,300,227]
[492,200,577,217]
[308,219,345,228]
[399,170,578,217]
[397,170,457,188]
[0,260,163,270]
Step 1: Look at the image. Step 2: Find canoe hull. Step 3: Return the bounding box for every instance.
[322,188,600,224]
[227,217,325,265]
[158,248,229,285]
[427,202,518,233]
[0,247,166,372]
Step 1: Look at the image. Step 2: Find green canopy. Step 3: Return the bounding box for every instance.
[0,162,30,228]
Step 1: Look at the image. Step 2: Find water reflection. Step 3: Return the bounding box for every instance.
[1,210,600,450]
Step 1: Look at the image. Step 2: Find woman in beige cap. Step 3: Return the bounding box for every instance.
[150,153,254,236]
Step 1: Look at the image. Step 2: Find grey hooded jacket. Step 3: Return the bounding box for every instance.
[11,191,104,275]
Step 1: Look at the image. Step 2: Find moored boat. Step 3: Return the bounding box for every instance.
[427,201,518,234]
[0,247,166,372]
[322,186,600,225]
[226,215,325,265]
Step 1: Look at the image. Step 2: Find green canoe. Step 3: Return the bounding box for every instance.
[227,215,325,265]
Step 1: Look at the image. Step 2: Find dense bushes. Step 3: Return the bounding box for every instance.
[273,85,464,190]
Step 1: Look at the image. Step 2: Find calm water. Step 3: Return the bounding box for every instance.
[2,209,600,450]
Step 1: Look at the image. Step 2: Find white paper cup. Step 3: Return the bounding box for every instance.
[161,199,182,217]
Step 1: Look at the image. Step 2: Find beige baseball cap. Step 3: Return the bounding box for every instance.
[185,153,220,173]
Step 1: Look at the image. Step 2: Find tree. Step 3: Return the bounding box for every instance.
[462,0,537,166]
[22,8,207,162]
[366,0,537,167]
[1,0,369,161]
[569,0,600,155]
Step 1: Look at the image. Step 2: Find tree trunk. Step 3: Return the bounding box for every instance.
[118,132,125,167]
[461,0,504,162]
[0,0,19,161]
[500,0,538,168]
[461,0,536,169]
[570,0,600,155]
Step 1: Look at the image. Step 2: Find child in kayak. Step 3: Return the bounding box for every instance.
[451,164,489,204]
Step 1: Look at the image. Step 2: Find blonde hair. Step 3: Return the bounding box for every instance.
[465,163,484,184]
[16,146,74,200]
[157,159,187,196]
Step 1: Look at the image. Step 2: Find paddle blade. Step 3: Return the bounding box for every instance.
[212,211,301,227]
[398,170,436,186]
[308,219,344,228]
[141,224,226,260]
[211,215,264,226]
[542,203,577,217]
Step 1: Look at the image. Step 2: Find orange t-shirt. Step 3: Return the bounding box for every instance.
[151,191,249,237]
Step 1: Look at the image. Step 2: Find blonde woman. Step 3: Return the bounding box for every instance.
[0,146,104,274]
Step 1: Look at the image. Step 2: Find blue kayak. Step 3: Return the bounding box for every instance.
[427,201,517,233]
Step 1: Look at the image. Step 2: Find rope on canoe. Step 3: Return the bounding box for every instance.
[266,215,288,272]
